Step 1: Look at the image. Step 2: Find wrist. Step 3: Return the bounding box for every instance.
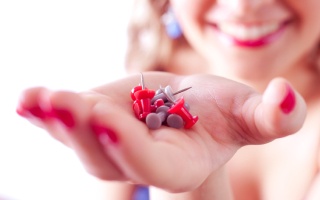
[197,166,234,200]
[150,166,233,200]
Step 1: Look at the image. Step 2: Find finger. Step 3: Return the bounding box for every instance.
[16,87,72,146]
[16,87,48,121]
[243,77,307,144]
[42,91,126,180]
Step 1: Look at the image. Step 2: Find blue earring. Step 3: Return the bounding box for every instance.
[162,7,182,39]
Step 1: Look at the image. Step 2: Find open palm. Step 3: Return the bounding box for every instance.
[16,72,306,192]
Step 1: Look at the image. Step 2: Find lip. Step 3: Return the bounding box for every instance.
[210,20,291,48]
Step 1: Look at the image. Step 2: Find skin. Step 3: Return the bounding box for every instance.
[170,0,320,87]
[166,0,320,199]
[17,0,320,199]
[17,73,306,199]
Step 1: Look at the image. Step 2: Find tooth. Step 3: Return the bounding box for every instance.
[249,27,262,40]
[236,26,246,40]
[217,23,280,41]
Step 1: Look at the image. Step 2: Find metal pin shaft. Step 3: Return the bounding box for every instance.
[140,72,145,89]
[173,87,192,95]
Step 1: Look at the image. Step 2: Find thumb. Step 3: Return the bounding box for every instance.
[246,77,307,144]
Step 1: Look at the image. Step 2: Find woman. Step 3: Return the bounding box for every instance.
[17,0,320,199]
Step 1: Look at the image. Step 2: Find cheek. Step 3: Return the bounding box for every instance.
[170,0,199,20]
[303,1,320,34]
[292,1,320,58]
[170,0,213,24]
[286,0,320,35]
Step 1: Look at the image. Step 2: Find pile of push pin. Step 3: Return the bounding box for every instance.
[130,73,198,130]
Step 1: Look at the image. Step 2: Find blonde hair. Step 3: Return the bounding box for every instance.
[125,0,173,73]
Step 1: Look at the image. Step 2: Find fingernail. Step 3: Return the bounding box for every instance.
[91,124,119,144]
[16,105,29,117]
[280,85,296,114]
[16,104,46,119]
[51,108,75,128]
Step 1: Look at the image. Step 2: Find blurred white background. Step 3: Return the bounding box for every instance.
[0,1,132,199]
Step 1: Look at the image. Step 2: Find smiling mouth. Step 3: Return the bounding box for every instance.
[211,20,291,47]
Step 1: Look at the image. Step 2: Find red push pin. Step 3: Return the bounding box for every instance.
[159,87,198,129]
[131,73,156,120]
[168,97,198,129]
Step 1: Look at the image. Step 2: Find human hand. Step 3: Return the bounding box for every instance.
[16,72,306,192]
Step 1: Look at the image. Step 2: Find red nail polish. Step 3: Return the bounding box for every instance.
[16,104,46,119]
[51,108,75,128]
[91,124,118,144]
[280,85,296,114]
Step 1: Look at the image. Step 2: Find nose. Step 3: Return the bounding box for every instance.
[217,0,274,14]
